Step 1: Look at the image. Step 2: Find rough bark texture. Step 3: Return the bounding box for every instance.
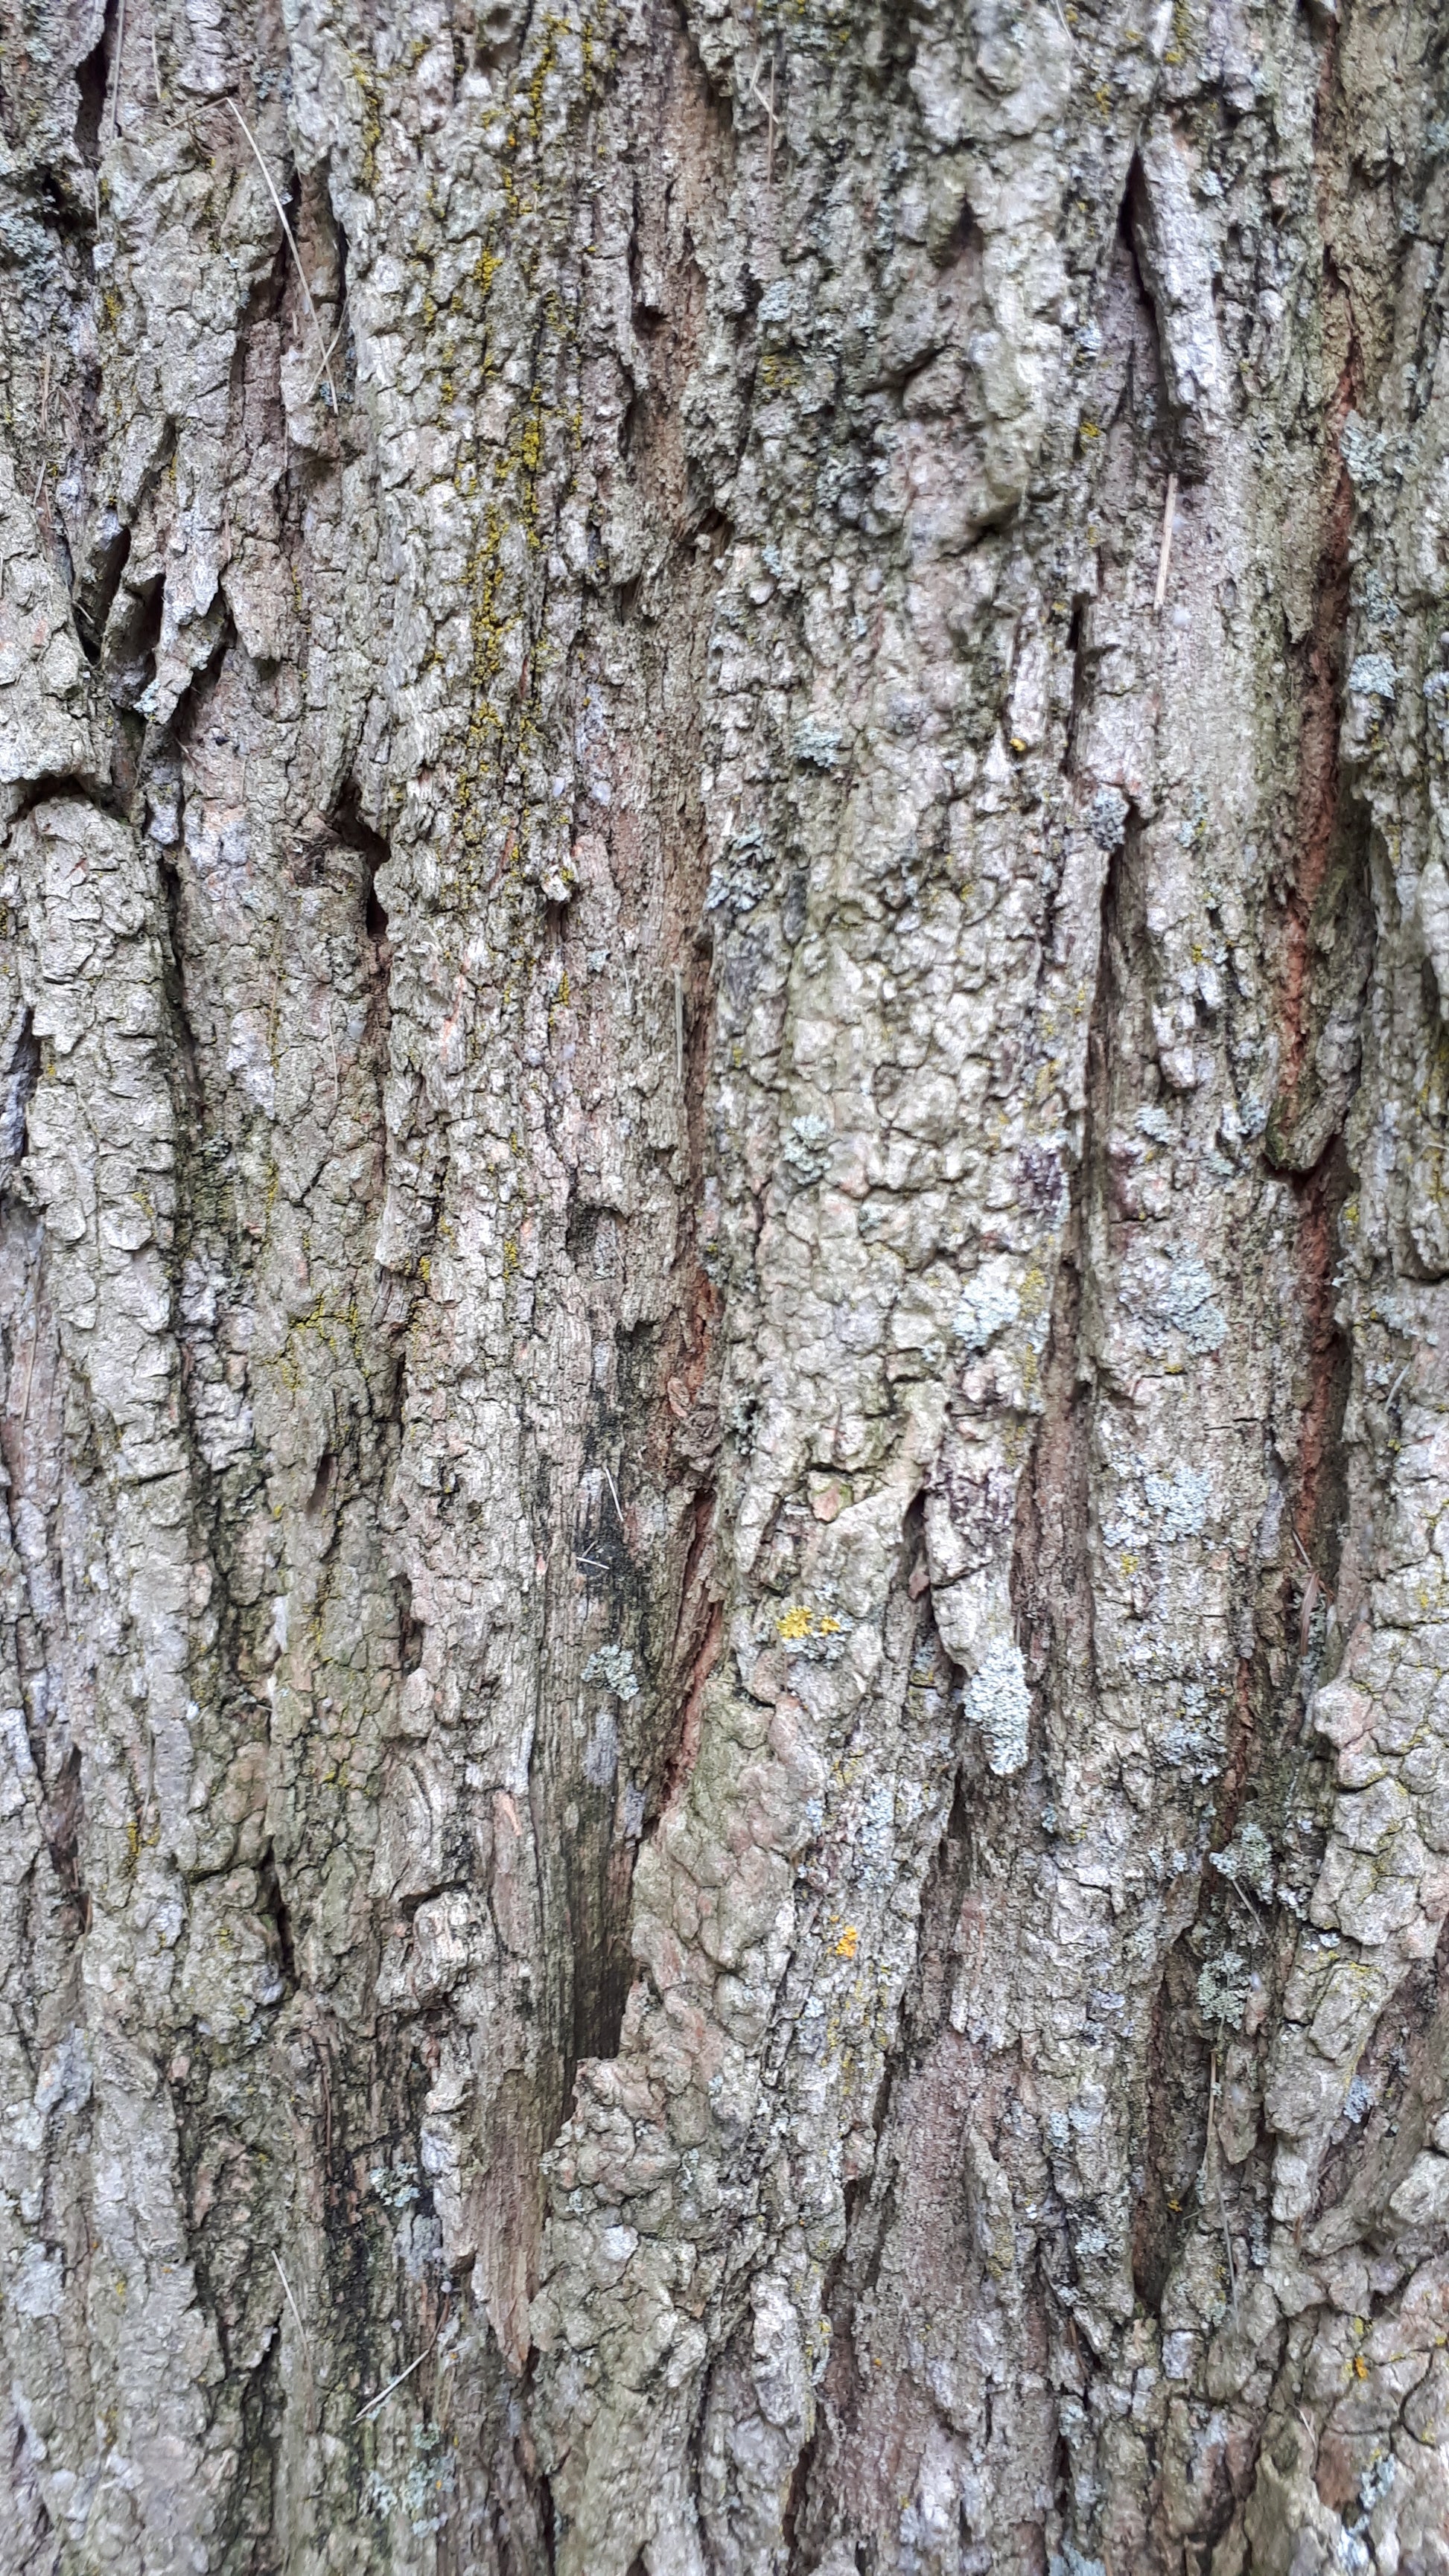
[3,0,1449,2567]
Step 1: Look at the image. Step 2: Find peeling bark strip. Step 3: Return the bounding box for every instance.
[5,0,1449,2569]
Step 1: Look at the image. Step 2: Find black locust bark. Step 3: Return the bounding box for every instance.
[1,0,1448,2569]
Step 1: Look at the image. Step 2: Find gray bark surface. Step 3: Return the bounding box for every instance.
[1,0,1448,2567]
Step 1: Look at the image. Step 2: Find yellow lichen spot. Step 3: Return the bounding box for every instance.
[1353,2353,1370,2381]
[835,1926,859,1961]
[1019,1263,1048,1319]
[777,1604,842,1642]
[1080,420,1101,441]
[1010,736,1028,755]
[503,1236,520,1281]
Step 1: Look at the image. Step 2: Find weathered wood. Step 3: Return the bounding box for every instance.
[1,1,1447,2568]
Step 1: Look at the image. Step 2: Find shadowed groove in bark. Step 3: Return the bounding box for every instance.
[1264,372,1367,1173]
[69,7,111,176]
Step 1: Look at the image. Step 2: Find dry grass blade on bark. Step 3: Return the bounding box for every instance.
[1154,470,1179,613]
[224,99,337,410]
[354,2343,434,2425]
[271,2251,309,2357]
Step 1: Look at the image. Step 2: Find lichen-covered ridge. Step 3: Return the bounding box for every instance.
[2,0,1449,2569]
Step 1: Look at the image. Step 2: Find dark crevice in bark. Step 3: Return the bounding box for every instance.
[71,11,111,171]
[1,1010,40,1168]
[4,768,126,827]
[1310,1927,1444,2225]
[1012,1204,1093,1759]
[170,607,241,765]
[557,1266,720,2069]
[72,515,129,663]
[1133,1934,1214,2314]
[158,844,206,1123]
[655,1563,720,1822]
[1286,1133,1357,1590]
[1264,268,1362,1173]
[780,2433,814,2570]
[1016,806,1119,1729]
[1062,596,1089,772]
[1314,1912,1449,2231]
[304,1449,335,1523]
[1,2399,55,2571]
[397,1572,424,1675]
[258,1843,298,1992]
[233,2324,288,2576]
[535,2468,558,2576]
[105,564,165,709]
[0,1166,75,1947]
[38,1742,84,1919]
[227,135,348,432]
[334,783,395,1113]
[1121,162,1171,439]
[529,0,730,2127]
[1249,327,1373,1768]
[567,1840,636,2071]
[552,1312,666,2085]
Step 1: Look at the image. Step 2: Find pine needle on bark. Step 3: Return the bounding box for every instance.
[225,98,337,410]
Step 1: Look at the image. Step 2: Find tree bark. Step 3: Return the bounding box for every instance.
[1,0,1448,2567]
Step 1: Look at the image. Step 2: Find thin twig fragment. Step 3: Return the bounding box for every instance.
[1154,469,1179,613]
[105,0,127,147]
[307,310,348,401]
[1205,2053,1238,2321]
[225,98,337,410]
[748,54,778,183]
[272,2250,309,2356]
[353,2341,433,2424]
